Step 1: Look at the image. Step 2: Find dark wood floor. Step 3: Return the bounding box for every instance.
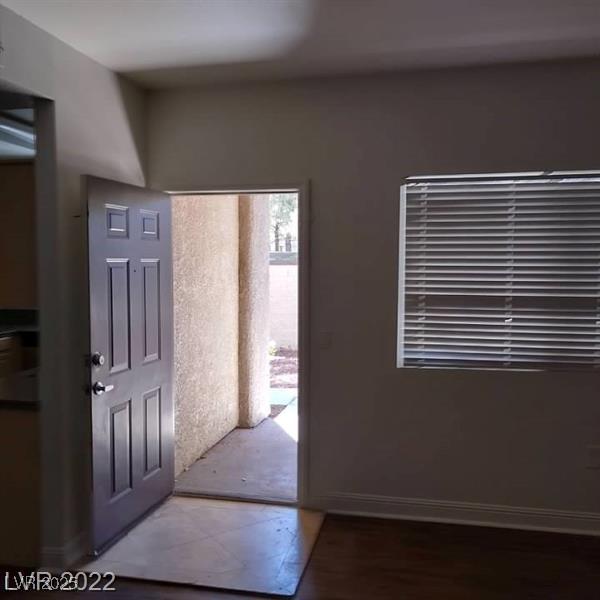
[5,515,600,599]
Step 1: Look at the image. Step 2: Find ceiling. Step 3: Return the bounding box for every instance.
[2,0,600,88]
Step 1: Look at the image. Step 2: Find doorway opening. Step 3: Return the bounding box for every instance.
[82,181,318,594]
[171,191,300,504]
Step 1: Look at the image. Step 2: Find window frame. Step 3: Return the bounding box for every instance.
[396,171,600,372]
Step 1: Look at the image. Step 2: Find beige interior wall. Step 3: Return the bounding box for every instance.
[172,194,240,475]
[148,60,600,530]
[238,194,270,427]
[0,162,37,308]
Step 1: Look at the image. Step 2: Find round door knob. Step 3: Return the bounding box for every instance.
[91,352,105,367]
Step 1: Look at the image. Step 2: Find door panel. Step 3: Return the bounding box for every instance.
[143,387,162,475]
[110,400,132,498]
[107,259,131,374]
[141,259,161,363]
[88,176,173,553]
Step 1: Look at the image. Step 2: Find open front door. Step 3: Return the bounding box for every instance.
[87,176,174,553]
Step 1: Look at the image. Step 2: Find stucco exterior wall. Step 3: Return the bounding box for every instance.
[238,194,271,427]
[172,194,240,475]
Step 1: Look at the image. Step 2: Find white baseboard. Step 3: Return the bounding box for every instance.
[312,492,600,536]
[41,531,88,569]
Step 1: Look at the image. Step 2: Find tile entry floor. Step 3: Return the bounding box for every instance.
[82,496,323,597]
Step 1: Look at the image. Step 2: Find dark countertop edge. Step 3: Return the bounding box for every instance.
[0,399,39,411]
[0,326,39,335]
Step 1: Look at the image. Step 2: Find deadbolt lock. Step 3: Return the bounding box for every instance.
[91,352,105,367]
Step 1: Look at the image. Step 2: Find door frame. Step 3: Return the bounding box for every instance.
[168,182,311,507]
[0,82,60,564]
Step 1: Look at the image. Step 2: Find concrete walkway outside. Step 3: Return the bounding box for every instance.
[175,392,298,503]
[270,387,298,407]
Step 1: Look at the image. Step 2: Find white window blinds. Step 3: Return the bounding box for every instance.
[397,172,600,371]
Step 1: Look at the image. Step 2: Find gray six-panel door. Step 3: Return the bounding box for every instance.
[87,176,174,553]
